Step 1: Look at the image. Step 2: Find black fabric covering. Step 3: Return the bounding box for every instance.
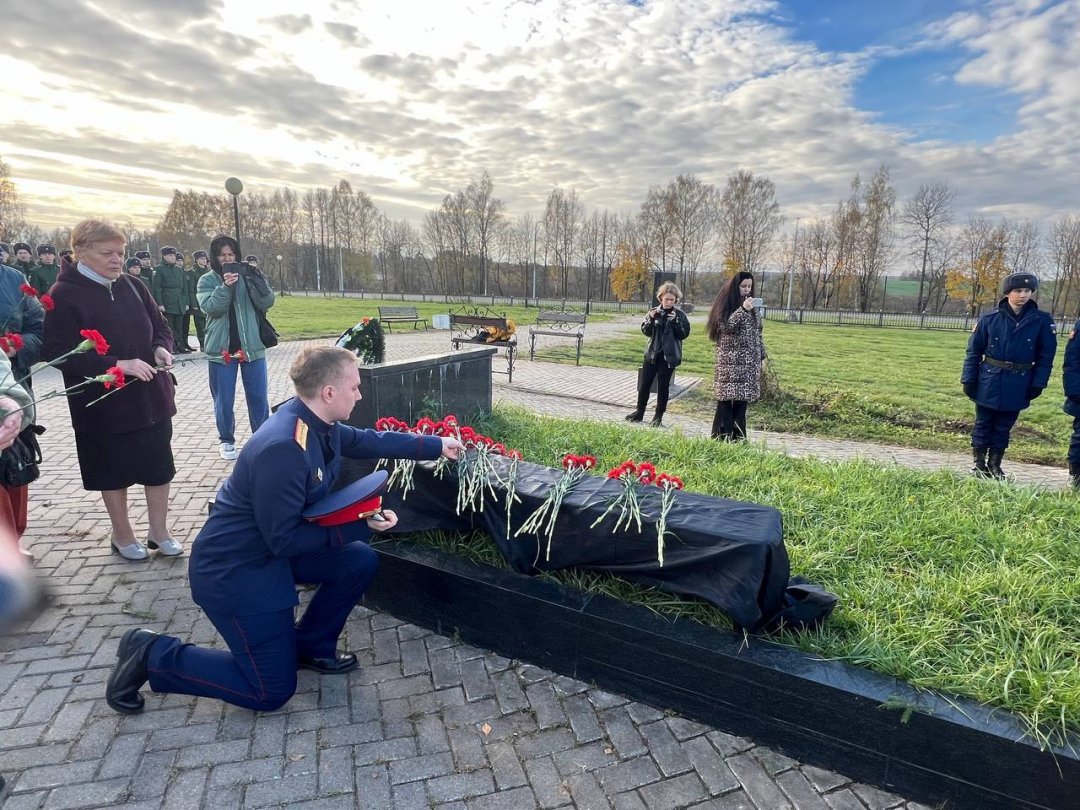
[356,457,828,632]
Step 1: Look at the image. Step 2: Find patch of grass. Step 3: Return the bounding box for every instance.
[270,296,611,341]
[544,320,1074,465]
[393,406,1080,747]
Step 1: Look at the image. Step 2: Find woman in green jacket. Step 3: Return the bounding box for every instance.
[197,235,276,461]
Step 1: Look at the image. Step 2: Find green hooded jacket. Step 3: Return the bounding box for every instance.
[196,269,276,363]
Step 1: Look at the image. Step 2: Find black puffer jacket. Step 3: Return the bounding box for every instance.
[641,308,691,367]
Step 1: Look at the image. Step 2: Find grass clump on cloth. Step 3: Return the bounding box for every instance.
[396,406,1080,748]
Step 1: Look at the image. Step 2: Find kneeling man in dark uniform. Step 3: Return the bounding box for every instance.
[106,345,464,713]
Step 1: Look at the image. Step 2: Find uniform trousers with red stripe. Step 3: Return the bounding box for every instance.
[146,542,377,711]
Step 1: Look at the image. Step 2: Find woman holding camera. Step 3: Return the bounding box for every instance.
[625,282,691,427]
[706,271,766,442]
[198,235,275,461]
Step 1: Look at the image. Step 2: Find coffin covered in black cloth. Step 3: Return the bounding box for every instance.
[357,456,821,632]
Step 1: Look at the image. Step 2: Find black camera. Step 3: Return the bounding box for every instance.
[223,261,253,276]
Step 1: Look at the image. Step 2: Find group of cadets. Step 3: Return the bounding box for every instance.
[0,241,259,357]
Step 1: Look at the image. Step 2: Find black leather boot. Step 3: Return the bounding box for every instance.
[971,447,990,478]
[650,410,664,427]
[1069,462,1080,489]
[987,448,1006,480]
[625,411,644,423]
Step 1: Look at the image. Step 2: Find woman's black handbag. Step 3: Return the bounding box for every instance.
[243,275,279,349]
[254,307,279,349]
[0,424,45,488]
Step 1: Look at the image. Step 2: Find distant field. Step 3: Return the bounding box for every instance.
[543,319,1074,465]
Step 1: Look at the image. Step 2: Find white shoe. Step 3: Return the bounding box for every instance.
[147,537,183,556]
[219,443,238,461]
[110,540,149,561]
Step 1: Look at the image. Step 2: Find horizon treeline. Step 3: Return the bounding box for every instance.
[3,158,1080,316]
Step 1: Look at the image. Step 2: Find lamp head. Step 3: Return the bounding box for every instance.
[224,177,244,196]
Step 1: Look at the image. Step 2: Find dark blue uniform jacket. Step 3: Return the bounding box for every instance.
[189,397,442,616]
[961,298,1057,412]
[1063,320,1080,418]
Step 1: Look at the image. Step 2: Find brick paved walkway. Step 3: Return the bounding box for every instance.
[0,328,978,809]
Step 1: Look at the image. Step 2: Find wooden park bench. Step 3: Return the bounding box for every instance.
[449,306,517,383]
[377,305,428,332]
[528,309,587,365]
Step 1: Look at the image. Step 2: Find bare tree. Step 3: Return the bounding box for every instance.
[639,185,673,275]
[901,182,954,312]
[666,174,717,297]
[717,169,782,277]
[1048,215,1080,317]
[544,187,583,299]
[852,165,896,312]
[0,158,26,240]
[466,171,504,296]
[1003,219,1041,276]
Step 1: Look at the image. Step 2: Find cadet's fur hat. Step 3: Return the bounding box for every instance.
[160,246,177,257]
[176,251,185,259]
[1001,273,1039,295]
[37,244,56,255]
[126,257,141,269]
[244,255,258,263]
[135,250,151,260]
[193,250,208,260]
[13,242,31,254]
[0,243,9,256]
[303,470,388,527]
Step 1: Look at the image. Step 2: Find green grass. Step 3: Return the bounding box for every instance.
[545,319,1074,465]
[269,295,610,340]
[392,406,1080,747]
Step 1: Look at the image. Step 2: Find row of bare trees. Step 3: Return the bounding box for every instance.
[5,154,1080,316]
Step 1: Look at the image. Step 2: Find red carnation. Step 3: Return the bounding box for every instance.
[234,349,247,363]
[19,283,38,297]
[102,366,126,390]
[507,449,523,460]
[636,462,657,484]
[2,332,24,352]
[221,350,232,365]
[78,329,110,355]
[39,294,55,311]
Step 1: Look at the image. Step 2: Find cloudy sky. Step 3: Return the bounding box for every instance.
[2,0,1077,230]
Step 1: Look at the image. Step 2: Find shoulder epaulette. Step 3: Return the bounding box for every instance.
[294,418,308,450]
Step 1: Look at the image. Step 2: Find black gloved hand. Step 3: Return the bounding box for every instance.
[1027,386,1044,401]
[962,382,977,399]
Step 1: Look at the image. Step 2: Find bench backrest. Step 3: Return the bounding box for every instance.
[536,310,586,327]
[450,314,507,329]
[378,306,420,318]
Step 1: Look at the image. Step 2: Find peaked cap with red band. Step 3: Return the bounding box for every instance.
[302,470,388,527]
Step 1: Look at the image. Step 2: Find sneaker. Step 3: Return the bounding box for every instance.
[219,443,238,461]
[147,537,183,556]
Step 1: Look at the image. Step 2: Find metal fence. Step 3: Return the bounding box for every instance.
[762,306,1076,334]
[285,289,654,314]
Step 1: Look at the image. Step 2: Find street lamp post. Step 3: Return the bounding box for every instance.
[276,254,284,295]
[225,177,244,254]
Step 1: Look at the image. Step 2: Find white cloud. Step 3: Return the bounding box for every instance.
[0,0,1077,232]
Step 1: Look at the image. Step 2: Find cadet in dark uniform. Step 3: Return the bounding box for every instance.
[961,272,1057,479]
[182,250,209,352]
[1062,319,1080,488]
[26,244,61,293]
[124,257,142,276]
[0,244,10,267]
[152,247,186,348]
[135,250,153,287]
[10,243,35,277]
[105,345,464,713]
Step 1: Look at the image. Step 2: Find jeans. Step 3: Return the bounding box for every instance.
[208,358,270,445]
